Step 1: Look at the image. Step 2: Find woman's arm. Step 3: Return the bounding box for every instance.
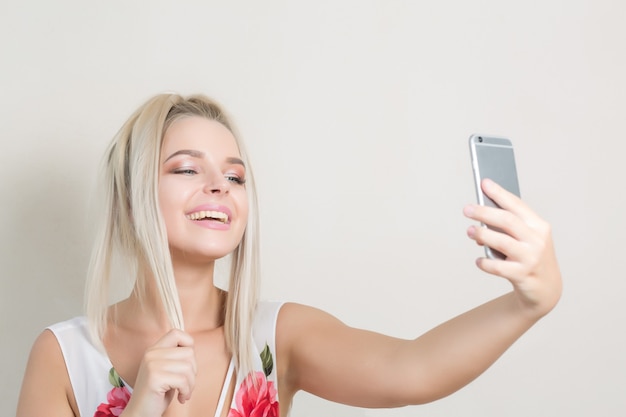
[17,330,78,417]
[278,179,562,407]
[17,328,197,417]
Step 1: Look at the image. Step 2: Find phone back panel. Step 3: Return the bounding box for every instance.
[469,135,520,208]
[469,134,521,259]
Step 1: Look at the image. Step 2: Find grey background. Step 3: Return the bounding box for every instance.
[2,1,625,415]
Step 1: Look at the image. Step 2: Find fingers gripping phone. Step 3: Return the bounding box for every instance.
[469,134,521,260]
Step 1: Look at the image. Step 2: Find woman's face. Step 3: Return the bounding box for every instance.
[158,116,249,264]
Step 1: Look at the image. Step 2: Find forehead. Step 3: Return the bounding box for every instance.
[161,116,240,156]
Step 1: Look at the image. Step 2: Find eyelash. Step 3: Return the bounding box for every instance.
[173,168,198,175]
[226,175,246,185]
[173,169,246,185]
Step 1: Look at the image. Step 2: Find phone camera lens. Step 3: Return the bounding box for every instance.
[478,136,483,142]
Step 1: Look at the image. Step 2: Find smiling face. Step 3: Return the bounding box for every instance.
[158,116,249,264]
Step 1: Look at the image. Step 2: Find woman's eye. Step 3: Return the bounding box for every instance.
[225,175,246,185]
[173,168,197,175]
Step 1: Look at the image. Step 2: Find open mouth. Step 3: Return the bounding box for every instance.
[186,210,229,224]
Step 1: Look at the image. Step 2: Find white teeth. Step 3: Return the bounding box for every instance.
[186,210,229,223]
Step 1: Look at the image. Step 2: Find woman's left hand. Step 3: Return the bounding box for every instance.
[464,178,562,319]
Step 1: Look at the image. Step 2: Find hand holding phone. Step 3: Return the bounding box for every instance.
[469,134,521,259]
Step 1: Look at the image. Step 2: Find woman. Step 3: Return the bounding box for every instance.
[17,93,562,417]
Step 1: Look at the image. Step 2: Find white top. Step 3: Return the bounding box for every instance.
[48,301,284,417]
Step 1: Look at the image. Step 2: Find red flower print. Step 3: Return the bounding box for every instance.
[228,371,279,417]
[94,386,131,417]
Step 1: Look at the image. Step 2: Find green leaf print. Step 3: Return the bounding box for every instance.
[108,367,125,388]
[260,343,274,377]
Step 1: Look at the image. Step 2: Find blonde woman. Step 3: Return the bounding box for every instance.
[17,93,562,417]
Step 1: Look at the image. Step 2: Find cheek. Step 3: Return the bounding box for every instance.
[237,192,250,222]
[157,185,171,218]
[157,182,187,225]
[158,200,178,234]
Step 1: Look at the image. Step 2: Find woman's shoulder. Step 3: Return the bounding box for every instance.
[17,324,79,416]
[24,316,89,364]
[273,302,345,350]
[47,316,103,356]
[29,316,90,364]
[273,302,359,363]
[28,326,67,361]
[263,301,330,319]
[47,316,88,334]
[275,302,340,327]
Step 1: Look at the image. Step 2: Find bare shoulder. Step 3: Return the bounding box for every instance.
[17,329,77,417]
[277,302,342,326]
[274,303,346,405]
[276,302,345,347]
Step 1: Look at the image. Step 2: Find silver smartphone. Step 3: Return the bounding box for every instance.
[469,134,521,259]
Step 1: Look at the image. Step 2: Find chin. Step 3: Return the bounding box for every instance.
[170,246,237,265]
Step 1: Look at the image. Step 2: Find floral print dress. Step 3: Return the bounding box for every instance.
[48,301,284,417]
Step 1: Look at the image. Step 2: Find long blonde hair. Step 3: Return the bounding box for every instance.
[85,93,260,375]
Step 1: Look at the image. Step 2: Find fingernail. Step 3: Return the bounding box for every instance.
[467,226,476,238]
[463,205,475,216]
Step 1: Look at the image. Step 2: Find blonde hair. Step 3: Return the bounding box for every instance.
[85,93,260,375]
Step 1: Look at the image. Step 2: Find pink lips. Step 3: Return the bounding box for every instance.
[186,204,233,231]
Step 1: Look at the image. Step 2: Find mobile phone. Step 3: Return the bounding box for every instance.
[469,134,521,259]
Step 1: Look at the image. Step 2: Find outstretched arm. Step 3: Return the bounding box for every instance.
[278,179,562,407]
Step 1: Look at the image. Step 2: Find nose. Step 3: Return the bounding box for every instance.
[203,170,230,195]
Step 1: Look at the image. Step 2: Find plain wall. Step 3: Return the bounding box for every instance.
[2,1,625,415]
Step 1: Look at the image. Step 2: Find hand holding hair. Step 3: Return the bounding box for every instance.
[121,329,197,417]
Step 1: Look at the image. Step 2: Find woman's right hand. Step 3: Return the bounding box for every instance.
[121,329,197,417]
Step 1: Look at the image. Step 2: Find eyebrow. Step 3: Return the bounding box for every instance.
[163,149,245,167]
[164,149,204,162]
[226,157,246,167]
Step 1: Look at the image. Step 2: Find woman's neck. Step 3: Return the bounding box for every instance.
[122,259,226,334]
